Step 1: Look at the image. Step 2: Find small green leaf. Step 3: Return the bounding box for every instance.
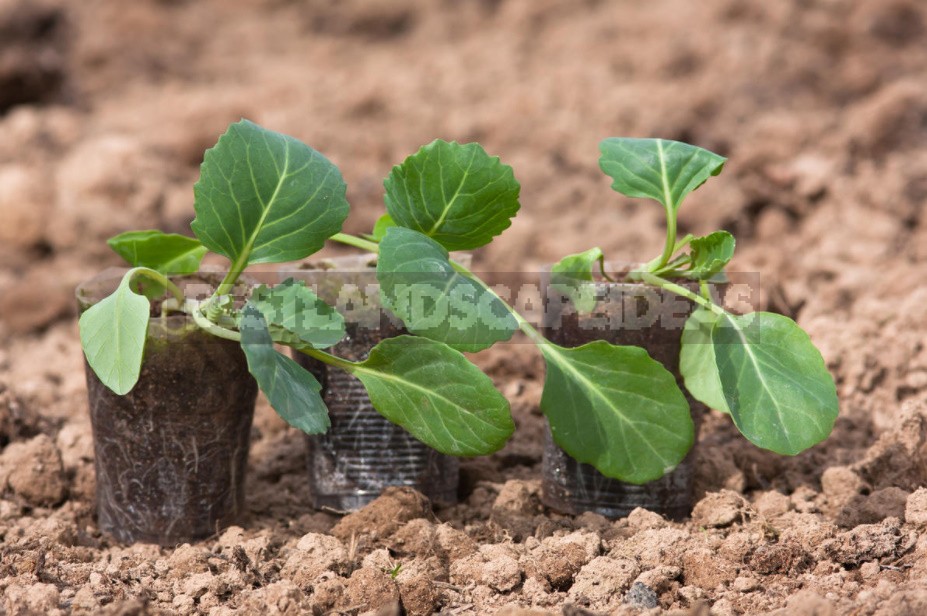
[679,308,730,413]
[384,140,521,250]
[248,279,345,350]
[550,248,605,313]
[371,214,397,241]
[191,119,349,268]
[712,311,838,455]
[598,138,726,212]
[107,230,208,274]
[239,305,330,434]
[539,341,693,484]
[79,268,151,395]
[377,227,517,352]
[683,231,735,280]
[351,336,514,456]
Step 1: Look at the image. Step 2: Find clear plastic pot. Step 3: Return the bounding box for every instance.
[77,268,257,544]
[540,267,709,520]
[284,255,461,511]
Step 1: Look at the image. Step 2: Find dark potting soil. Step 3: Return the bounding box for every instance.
[541,278,708,519]
[292,258,461,510]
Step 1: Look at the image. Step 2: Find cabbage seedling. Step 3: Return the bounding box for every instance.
[329,138,838,484]
[78,120,514,457]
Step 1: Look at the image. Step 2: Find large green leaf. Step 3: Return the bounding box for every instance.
[377,227,517,352]
[107,230,208,274]
[679,307,730,414]
[712,311,838,455]
[549,247,605,313]
[239,305,330,434]
[384,140,520,251]
[191,119,349,268]
[683,231,735,280]
[539,341,693,484]
[79,268,151,395]
[350,336,514,456]
[598,138,726,212]
[248,279,345,350]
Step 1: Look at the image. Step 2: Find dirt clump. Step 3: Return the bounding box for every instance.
[341,567,401,614]
[0,433,66,506]
[331,487,433,545]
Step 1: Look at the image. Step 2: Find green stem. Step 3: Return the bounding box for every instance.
[449,258,548,346]
[673,233,694,253]
[699,279,713,302]
[214,272,239,298]
[642,232,692,277]
[294,344,359,372]
[188,301,363,374]
[655,203,677,271]
[598,258,616,283]
[131,268,185,304]
[190,301,242,341]
[331,233,380,254]
[639,272,726,316]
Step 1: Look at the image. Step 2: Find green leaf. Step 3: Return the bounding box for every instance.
[107,230,208,274]
[550,248,604,313]
[248,279,345,350]
[239,305,330,434]
[371,213,397,241]
[598,138,726,212]
[539,341,693,484]
[712,311,838,455]
[377,227,517,352]
[683,231,735,279]
[350,336,514,456]
[384,140,520,250]
[191,119,349,268]
[679,308,730,413]
[78,268,151,395]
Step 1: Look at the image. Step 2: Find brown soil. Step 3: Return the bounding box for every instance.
[2,0,927,613]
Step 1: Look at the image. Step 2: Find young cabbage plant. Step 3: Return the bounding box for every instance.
[329,140,693,484]
[330,138,839,484]
[78,120,514,457]
[553,138,839,459]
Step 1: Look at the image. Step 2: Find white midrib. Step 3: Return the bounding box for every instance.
[721,313,793,447]
[540,345,675,469]
[350,362,505,435]
[657,139,674,210]
[427,148,477,236]
[228,147,291,274]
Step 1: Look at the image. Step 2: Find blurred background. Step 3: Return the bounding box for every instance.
[1,0,926,446]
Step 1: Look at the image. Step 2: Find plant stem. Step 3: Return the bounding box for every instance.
[214,265,244,298]
[336,231,550,345]
[330,233,380,254]
[673,233,694,253]
[294,344,359,372]
[639,272,727,316]
[131,268,185,304]
[655,203,677,271]
[699,279,713,302]
[449,259,548,346]
[188,301,362,374]
[189,301,242,341]
[598,258,616,283]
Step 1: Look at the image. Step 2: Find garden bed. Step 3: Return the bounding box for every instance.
[2,0,927,613]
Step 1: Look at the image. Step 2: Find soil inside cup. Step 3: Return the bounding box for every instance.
[285,255,461,511]
[541,267,713,520]
[77,268,258,545]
